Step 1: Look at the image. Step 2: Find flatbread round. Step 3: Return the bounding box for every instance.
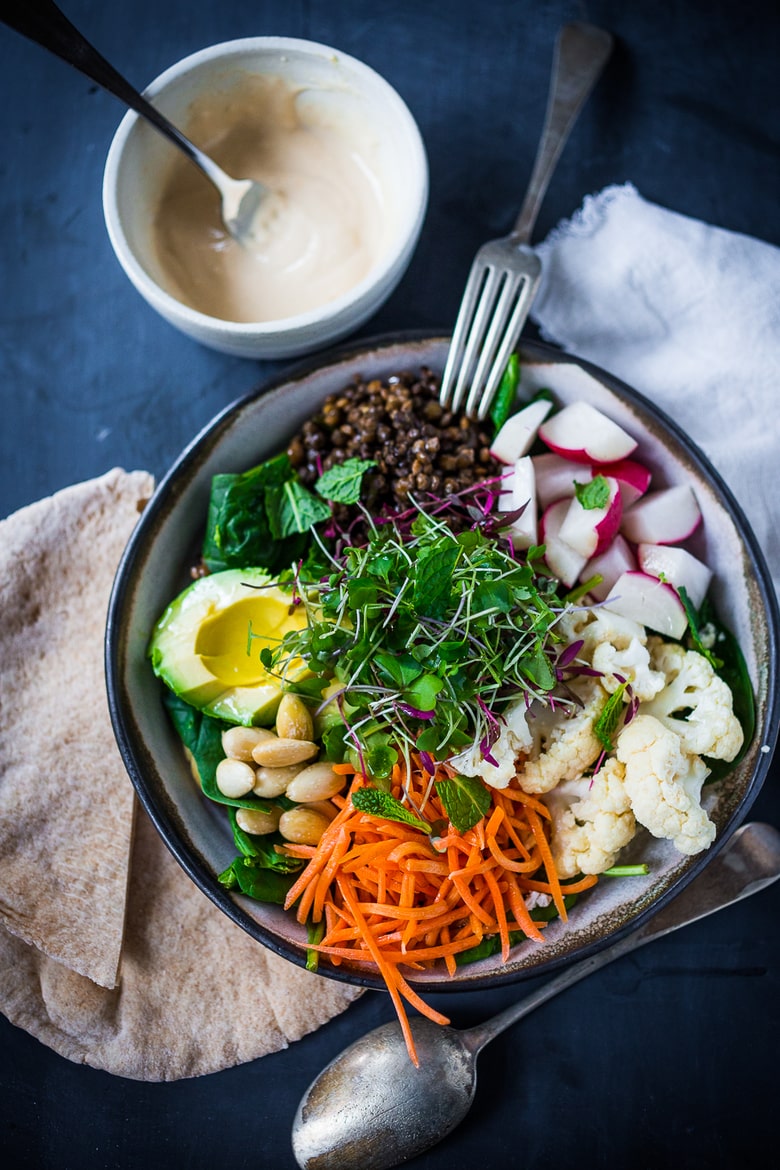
[0,470,361,1080]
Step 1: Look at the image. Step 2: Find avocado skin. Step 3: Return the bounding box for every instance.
[148,567,299,727]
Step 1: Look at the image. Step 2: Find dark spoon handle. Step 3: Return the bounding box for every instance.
[0,0,205,171]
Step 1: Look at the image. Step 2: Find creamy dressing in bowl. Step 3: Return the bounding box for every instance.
[152,74,387,323]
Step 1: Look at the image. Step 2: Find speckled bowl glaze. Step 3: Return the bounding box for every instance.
[106,334,779,993]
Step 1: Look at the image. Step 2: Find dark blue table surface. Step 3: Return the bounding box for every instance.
[1,2,778,1168]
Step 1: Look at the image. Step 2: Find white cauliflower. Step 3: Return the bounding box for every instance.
[616,713,715,855]
[518,678,606,794]
[641,640,744,761]
[449,698,534,790]
[544,757,637,878]
[586,612,667,701]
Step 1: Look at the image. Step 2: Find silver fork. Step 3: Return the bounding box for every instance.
[439,22,613,420]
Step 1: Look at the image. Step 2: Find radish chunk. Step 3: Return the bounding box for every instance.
[558,476,622,559]
[497,465,516,512]
[638,543,713,610]
[621,485,702,545]
[540,499,588,588]
[598,458,652,506]
[602,570,688,639]
[506,457,538,550]
[490,399,553,464]
[582,534,637,602]
[532,452,592,510]
[538,402,638,465]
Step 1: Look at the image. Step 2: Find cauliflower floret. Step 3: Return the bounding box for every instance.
[616,713,715,855]
[641,639,744,761]
[518,678,606,794]
[544,757,637,878]
[586,612,666,701]
[449,699,534,790]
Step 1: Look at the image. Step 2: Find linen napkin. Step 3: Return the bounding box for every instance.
[530,182,780,593]
[0,470,360,1081]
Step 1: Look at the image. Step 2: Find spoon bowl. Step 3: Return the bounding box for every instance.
[291,822,780,1170]
[0,0,267,246]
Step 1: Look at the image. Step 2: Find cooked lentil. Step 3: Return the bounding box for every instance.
[287,369,500,521]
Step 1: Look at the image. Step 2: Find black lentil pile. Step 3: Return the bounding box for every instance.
[287,369,501,522]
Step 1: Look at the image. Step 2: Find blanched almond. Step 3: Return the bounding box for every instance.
[236,807,281,835]
[253,763,302,798]
[279,807,331,846]
[221,725,275,762]
[285,762,345,803]
[275,693,314,741]
[252,737,319,768]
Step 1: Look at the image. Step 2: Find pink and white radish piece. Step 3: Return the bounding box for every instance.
[638,543,713,610]
[581,534,637,602]
[538,402,638,465]
[597,458,652,507]
[490,399,553,464]
[602,570,688,639]
[621,485,701,545]
[539,499,588,588]
[532,453,592,510]
[558,476,623,559]
[498,457,538,549]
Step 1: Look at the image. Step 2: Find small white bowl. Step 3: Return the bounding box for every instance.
[102,38,428,359]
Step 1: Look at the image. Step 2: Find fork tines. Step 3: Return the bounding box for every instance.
[439,237,542,421]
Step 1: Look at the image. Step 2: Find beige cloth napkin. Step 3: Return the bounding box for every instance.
[0,469,361,1080]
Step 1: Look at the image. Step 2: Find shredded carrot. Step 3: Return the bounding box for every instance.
[282,757,598,1063]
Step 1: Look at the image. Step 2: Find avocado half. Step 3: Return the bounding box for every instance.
[148,568,308,726]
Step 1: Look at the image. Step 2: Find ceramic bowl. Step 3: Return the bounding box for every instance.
[102,39,428,359]
[106,334,779,993]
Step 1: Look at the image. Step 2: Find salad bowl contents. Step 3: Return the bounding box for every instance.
[107,336,778,1061]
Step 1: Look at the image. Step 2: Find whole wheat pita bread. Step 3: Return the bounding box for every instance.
[0,806,362,1080]
[0,468,153,988]
[0,470,361,1079]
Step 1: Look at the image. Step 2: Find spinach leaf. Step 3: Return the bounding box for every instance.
[162,690,228,792]
[217,857,296,904]
[228,810,302,872]
[201,454,309,574]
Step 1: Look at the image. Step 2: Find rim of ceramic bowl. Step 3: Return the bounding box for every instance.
[102,37,429,339]
[106,331,780,993]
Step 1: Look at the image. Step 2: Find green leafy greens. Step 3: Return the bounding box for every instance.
[264,504,566,777]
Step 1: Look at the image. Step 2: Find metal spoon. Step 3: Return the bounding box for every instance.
[292,821,780,1170]
[1,0,267,244]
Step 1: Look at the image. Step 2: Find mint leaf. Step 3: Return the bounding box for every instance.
[352,787,431,832]
[413,539,461,619]
[315,458,377,505]
[266,479,331,539]
[574,475,610,510]
[436,774,491,833]
[593,682,628,751]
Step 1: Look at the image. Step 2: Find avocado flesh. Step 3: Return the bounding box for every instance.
[149,567,308,726]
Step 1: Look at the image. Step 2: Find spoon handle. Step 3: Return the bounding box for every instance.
[0,0,228,187]
[461,822,780,1055]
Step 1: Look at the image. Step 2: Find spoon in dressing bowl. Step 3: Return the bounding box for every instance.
[292,821,780,1170]
[1,0,269,245]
